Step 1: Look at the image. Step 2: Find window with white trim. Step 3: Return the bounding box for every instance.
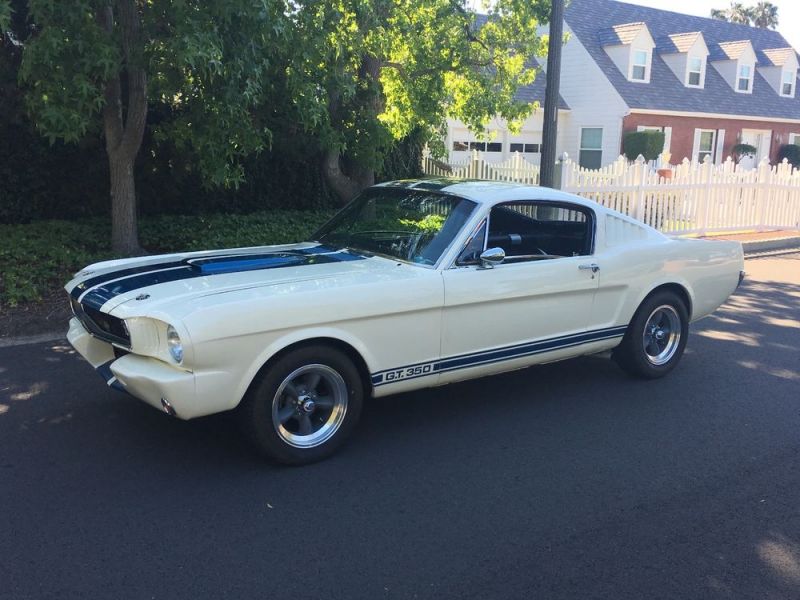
[695,129,716,162]
[737,64,753,92]
[790,133,800,146]
[781,70,796,97]
[687,57,703,87]
[631,49,649,81]
[579,128,603,169]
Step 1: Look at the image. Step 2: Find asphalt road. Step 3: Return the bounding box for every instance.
[2,253,799,600]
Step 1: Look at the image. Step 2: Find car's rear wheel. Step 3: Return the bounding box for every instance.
[614,290,689,379]
[239,345,363,465]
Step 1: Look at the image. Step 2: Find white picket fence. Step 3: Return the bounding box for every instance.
[421,150,800,235]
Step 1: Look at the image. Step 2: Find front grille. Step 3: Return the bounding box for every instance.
[70,296,131,348]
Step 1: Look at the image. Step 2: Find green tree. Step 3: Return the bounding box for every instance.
[750,1,779,28]
[284,0,550,204]
[710,1,779,28]
[710,2,754,24]
[13,0,286,254]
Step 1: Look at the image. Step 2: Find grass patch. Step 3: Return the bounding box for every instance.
[0,209,335,308]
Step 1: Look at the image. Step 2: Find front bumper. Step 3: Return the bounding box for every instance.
[67,317,197,419]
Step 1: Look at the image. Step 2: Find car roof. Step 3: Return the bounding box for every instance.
[375,179,603,211]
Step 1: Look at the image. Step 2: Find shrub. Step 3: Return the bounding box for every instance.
[623,131,665,162]
[777,144,800,168]
[732,143,757,163]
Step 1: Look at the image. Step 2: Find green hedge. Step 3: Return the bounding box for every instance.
[777,144,800,168]
[0,210,335,307]
[622,130,665,162]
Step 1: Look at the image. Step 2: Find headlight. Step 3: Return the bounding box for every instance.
[166,325,183,363]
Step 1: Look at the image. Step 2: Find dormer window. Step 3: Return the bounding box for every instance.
[737,64,753,92]
[631,49,650,81]
[601,22,655,84]
[711,40,757,94]
[658,31,709,89]
[782,70,796,97]
[687,57,703,87]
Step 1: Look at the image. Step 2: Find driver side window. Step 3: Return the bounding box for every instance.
[486,202,593,263]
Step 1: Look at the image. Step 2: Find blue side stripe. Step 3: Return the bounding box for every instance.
[371,325,627,386]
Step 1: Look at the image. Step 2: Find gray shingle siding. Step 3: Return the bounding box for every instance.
[565,0,800,120]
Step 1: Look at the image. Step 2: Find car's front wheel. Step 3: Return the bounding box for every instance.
[239,345,364,465]
[614,290,689,379]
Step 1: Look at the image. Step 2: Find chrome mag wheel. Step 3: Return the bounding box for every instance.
[642,305,682,366]
[271,364,348,449]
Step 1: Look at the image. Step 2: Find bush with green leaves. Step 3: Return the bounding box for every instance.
[732,143,757,163]
[623,131,666,162]
[777,144,800,168]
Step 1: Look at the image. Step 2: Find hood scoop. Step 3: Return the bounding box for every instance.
[188,253,310,275]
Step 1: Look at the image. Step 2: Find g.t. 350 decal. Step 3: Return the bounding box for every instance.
[383,363,435,382]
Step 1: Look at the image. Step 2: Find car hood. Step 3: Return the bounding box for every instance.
[66,242,412,315]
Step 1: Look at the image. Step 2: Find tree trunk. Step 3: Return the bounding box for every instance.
[322,149,368,206]
[99,1,147,255]
[322,55,381,206]
[108,150,140,255]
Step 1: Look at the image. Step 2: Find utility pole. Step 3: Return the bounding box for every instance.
[539,0,564,188]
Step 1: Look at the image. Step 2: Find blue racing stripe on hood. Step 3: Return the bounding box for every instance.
[69,244,347,301]
[78,247,365,310]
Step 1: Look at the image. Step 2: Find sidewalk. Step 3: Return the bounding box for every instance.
[694,230,800,255]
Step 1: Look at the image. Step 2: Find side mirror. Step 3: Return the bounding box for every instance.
[479,247,505,269]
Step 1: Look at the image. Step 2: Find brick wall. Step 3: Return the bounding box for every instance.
[622,113,800,163]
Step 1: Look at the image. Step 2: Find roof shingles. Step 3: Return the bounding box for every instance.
[565,0,800,120]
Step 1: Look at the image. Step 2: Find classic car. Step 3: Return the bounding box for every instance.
[65,179,745,464]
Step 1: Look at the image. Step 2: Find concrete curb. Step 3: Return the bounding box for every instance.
[0,332,66,348]
[741,236,800,255]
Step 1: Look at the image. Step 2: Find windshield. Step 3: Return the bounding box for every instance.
[313,187,477,266]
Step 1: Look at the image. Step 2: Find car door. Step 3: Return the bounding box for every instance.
[438,200,603,384]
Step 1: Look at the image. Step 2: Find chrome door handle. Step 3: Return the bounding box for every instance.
[579,263,600,273]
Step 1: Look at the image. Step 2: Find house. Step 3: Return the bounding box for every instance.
[446,0,800,169]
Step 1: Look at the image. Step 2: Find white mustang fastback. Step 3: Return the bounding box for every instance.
[66,180,744,464]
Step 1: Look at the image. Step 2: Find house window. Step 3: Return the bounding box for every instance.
[695,129,716,162]
[510,143,540,153]
[631,49,649,81]
[737,65,752,92]
[452,141,469,151]
[790,133,800,146]
[687,57,703,87]
[486,142,502,153]
[579,128,603,169]
[781,70,795,97]
[468,142,486,151]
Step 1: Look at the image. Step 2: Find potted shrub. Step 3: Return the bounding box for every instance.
[732,142,757,165]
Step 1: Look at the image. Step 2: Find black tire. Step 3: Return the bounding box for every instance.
[613,290,689,379]
[239,345,364,465]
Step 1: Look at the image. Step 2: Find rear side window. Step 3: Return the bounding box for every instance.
[486,202,594,261]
